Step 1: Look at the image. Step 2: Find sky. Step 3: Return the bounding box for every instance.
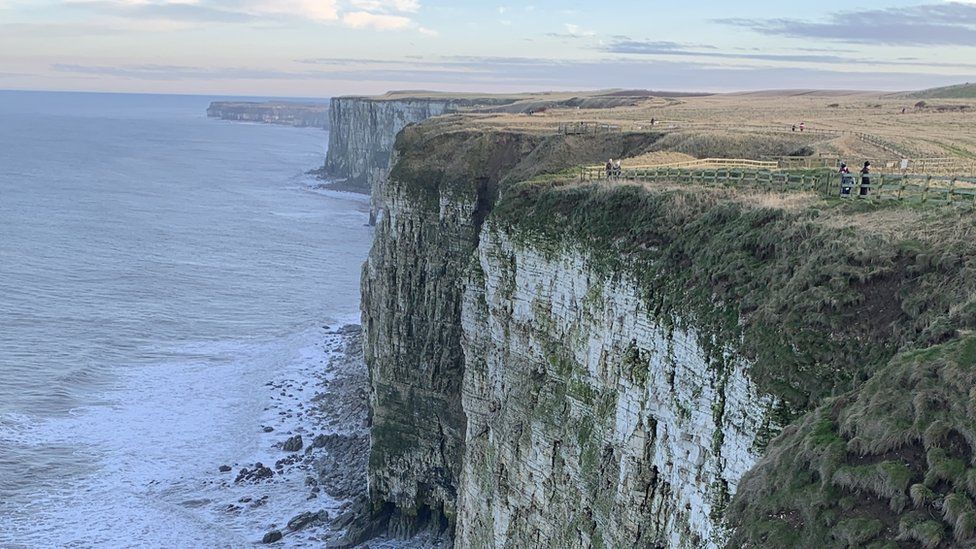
[1,0,975,96]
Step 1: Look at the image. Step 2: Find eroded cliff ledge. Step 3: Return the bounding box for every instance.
[356,110,976,548]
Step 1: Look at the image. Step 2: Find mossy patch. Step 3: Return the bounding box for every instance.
[727,335,976,547]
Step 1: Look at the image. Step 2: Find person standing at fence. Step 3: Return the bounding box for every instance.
[839,163,853,197]
[613,159,622,178]
[799,121,805,132]
[606,159,613,179]
[859,161,871,196]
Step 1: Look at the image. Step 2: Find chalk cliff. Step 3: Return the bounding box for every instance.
[351,109,976,548]
[457,225,772,547]
[324,97,486,222]
[206,101,329,128]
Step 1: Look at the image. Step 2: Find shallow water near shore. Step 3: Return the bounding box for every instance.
[0,91,372,546]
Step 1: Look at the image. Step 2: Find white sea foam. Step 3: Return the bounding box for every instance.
[0,93,372,548]
[1,319,362,548]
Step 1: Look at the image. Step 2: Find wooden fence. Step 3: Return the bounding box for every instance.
[559,122,622,135]
[580,166,976,209]
[624,158,780,170]
[764,155,841,170]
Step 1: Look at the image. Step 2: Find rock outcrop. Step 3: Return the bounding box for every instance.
[323,97,462,219]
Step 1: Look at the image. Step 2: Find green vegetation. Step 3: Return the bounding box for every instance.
[727,335,976,547]
[492,181,976,411]
[650,131,823,159]
[905,83,976,99]
[488,178,976,545]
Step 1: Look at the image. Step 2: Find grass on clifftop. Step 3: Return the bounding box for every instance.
[904,83,976,100]
[491,180,976,414]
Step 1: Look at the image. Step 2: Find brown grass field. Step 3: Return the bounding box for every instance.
[429,89,976,174]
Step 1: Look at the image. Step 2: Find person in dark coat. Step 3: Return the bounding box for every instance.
[859,161,871,196]
[839,163,853,196]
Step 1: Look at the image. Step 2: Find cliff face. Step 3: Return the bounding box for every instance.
[357,110,976,548]
[360,124,662,540]
[206,101,329,128]
[361,128,543,536]
[457,226,772,547]
[323,98,460,217]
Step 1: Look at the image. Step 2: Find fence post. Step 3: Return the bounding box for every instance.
[878,173,884,199]
[923,175,931,203]
[949,178,956,204]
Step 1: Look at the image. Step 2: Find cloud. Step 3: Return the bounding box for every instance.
[605,40,854,63]
[63,0,259,23]
[547,23,597,39]
[63,0,339,22]
[563,23,595,37]
[251,0,339,21]
[717,2,976,45]
[59,0,440,29]
[51,63,304,79]
[601,38,976,69]
[341,10,411,30]
[47,56,975,92]
[348,0,419,12]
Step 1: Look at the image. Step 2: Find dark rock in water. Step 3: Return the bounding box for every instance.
[262,530,283,543]
[263,426,274,433]
[332,507,359,529]
[287,510,328,531]
[235,463,274,483]
[282,435,303,452]
[305,476,318,486]
[311,434,330,449]
[219,465,232,473]
[338,324,360,335]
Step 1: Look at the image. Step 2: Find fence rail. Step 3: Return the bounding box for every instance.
[580,166,976,209]
[623,158,780,170]
[559,122,622,135]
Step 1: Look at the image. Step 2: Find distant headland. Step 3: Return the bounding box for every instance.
[206,101,330,129]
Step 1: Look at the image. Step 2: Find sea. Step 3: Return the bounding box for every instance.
[0,91,373,547]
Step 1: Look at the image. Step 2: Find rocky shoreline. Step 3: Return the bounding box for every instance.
[304,167,371,196]
[205,324,370,546]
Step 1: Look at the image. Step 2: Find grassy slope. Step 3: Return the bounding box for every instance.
[728,335,976,548]
[905,83,976,99]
